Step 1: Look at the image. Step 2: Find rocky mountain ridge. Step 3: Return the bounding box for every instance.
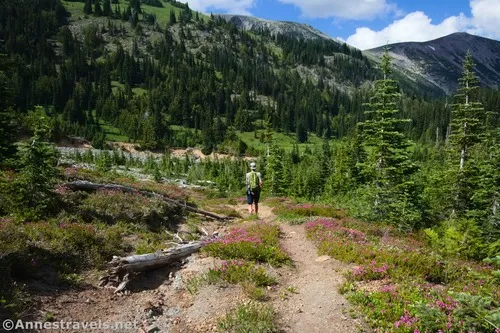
[366,32,500,94]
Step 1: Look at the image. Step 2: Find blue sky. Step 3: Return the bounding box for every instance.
[180,0,500,49]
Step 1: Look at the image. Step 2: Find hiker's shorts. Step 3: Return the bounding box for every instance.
[246,188,261,205]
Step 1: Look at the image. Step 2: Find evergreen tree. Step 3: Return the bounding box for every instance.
[447,52,486,216]
[472,129,500,254]
[0,63,16,162]
[7,109,60,220]
[169,11,177,25]
[103,0,112,16]
[84,0,93,15]
[130,0,142,13]
[358,50,419,228]
[94,0,103,16]
[450,51,485,170]
[266,144,285,196]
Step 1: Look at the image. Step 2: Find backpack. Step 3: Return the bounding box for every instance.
[249,171,260,191]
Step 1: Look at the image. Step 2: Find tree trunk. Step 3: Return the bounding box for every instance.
[65,181,228,220]
[109,242,203,275]
[100,241,206,293]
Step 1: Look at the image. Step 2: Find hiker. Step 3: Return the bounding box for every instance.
[246,162,262,215]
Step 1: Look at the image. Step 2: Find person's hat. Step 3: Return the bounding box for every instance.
[250,162,257,170]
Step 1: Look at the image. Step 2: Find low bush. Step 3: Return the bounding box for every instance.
[79,189,183,230]
[306,217,500,332]
[203,222,291,266]
[0,218,125,319]
[273,203,346,219]
[217,302,277,333]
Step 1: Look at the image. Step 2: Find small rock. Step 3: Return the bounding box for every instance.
[145,325,159,333]
[315,255,331,262]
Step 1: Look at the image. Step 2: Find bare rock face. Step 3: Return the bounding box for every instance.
[366,32,500,95]
[217,14,343,43]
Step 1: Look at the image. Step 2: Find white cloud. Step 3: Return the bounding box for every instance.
[468,0,500,39]
[176,0,256,15]
[277,0,396,20]
[346,0,500,50]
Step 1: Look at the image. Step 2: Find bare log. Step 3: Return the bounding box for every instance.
[110,242,204,275]
[64,181,228,220]
[100,241,206,292]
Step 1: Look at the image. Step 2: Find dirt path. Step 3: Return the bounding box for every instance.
[239,203,369,333]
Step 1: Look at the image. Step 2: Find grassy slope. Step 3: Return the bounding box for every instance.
[62,0,207,27]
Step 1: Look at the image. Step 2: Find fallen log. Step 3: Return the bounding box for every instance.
[99,241,206,293]
[64,181,228,220]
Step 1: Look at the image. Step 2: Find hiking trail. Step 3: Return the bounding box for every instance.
[235,203,370,333]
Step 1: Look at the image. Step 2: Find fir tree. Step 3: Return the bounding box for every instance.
[103,0,112,16]
[266,144,285,196]
[169,11,177,25]
[94,0,103,16]
[450,51,485,170]
[358,49,419,228]
[84,0,93,15]
[0,63,16,162]
[7,109,60,220]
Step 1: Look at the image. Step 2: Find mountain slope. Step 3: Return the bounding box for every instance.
[217,14,341,42]
[366,33,500,94]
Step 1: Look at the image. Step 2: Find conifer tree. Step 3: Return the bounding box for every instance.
[169,11,177,25]
[266,144,285,196]
[84,0,93,15]
[450,51,485,170]
[0,64,16,162]
[358,49,418,228]
[8,108,60,220]
[94,0,103,16]
[446,52,487,216]
[103,0,112,16]
[130,0,142,13]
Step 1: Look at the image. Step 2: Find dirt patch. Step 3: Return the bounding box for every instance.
[33,202,369,333]
[35,255,240,333]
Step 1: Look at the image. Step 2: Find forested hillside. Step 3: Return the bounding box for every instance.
[4,0,499,153]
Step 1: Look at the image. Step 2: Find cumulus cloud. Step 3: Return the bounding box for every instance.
[277,0,396,20]
[176,0,256,15]
[468,0,500,39]
[346,0,500,50]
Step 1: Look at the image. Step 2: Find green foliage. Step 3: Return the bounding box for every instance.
[413,292,499,332]
[80,189,182,230]
[1,109,60,220]
[449,51,486,170]
[0,60,17,162]
[187,260,276,297]
[217,302,277,333]
[424,218,486,259]
[357,50,419,228]
[266,144,286,196]
[272,202,346,219]
[202,223,291,266]
[0,218,125,318]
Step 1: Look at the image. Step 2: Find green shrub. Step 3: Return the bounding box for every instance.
[80,189,183,230]
[186,260,276,296]
[273,203,346,219]
[0,218,125,319]
[202,223,291,266]
[217,302,277,333]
